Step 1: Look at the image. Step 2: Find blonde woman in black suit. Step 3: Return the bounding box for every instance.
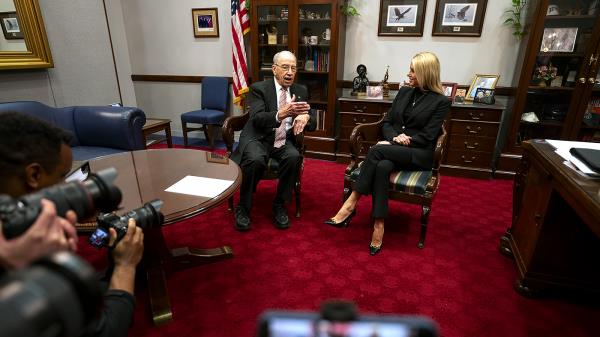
[325,52,450,255]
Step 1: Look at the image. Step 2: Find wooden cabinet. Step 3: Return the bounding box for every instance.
[442,102,506,178]
[250,0,346,160]
[501,0,600,172]
[337,90,393,162]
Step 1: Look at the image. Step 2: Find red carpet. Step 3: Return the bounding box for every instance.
[78,146,599,337]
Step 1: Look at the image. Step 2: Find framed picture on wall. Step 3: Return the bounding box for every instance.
[432,0,487,37]
[378,0,427,36]
[192,8,219,38]
[466,74,499,101]
[0,11,24,40]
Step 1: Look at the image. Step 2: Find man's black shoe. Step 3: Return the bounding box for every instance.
[273,203,289,229]
[234,206,251,231]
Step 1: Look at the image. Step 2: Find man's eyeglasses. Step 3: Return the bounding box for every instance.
[275,64,297,73]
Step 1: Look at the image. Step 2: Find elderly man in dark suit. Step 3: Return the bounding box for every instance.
[231,51,316,231]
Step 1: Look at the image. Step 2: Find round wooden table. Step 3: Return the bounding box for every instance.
[87,148,241,325]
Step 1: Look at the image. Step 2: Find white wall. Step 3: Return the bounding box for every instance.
[121,0,239,137]
[0,0,126,107]
[343,0,520,86]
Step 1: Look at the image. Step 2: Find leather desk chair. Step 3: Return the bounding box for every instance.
[343,117,448,248]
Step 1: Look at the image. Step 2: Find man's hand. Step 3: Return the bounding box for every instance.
[108,218,144,294]
[292,114,311,135]
[393,133,412,146]
[277,94,311,121]
[0,199,78,269]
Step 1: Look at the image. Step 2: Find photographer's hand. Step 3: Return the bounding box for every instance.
[108,218,144,294]
[0,199,78,269]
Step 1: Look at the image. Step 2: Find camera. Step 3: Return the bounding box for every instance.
[89,199,164,249]
[258,301,439,337]
[0,252,103,337]
[0,168,122,239]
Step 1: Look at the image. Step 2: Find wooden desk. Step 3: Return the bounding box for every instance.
[143,118,173,148]
[499,140,600,296]
[89,149,241,324]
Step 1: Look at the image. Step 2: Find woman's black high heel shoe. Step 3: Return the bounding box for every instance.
[324,210,356,228]
[369,243,382,255]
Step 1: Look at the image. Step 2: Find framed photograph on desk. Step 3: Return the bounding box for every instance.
[442,82,458,100]
[378,0,427,36]
[466,74,499,101]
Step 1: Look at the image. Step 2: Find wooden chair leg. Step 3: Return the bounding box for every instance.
[294,181,301,218]
[343,186,352,202]
[203,125,212,148]
[182,123,189,147]
[228,196,234,212]
[418,205,431,249]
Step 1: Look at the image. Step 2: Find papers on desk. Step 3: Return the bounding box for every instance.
[546,140,600,177]
[165,175,234,198]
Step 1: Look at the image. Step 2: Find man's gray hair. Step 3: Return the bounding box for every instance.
[273,50,297,64]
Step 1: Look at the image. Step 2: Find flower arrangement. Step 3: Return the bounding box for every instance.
[533,64,558,84]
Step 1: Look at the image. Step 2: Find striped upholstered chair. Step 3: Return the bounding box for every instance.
[343,117,447,249]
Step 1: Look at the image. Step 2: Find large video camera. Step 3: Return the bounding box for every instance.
[89,199,165,249]
[258,300,439,337]
[0,168,122,239]
[0,252,103,337]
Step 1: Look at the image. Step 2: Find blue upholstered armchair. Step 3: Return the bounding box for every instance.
[181,76,229,148]
[0,101,146,161]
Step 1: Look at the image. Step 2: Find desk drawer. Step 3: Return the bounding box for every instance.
[448,135,496,152]
[340,112,382,126]
[445,149,492,169]
[450,121,498,137]
[340,101,386,114]
[451,108,502,122]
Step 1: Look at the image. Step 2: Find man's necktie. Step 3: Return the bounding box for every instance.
[274,88,287,148]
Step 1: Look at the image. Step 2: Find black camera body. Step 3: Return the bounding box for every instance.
[0,168,122,239]
[88,199,164,249]
[0,252,103,337]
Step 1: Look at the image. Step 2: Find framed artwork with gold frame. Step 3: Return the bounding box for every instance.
[466,74,499,100]
[192,8,219,38]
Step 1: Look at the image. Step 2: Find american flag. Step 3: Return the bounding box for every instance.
[231,0,250,105]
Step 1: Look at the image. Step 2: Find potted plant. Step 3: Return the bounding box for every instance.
[504,0,527,39]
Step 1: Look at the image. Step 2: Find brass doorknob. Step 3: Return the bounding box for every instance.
[589,77,596,84]
[579,78,586,83]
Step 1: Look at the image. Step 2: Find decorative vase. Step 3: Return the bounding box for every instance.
[537,80,546,87]
[545,79,553,87]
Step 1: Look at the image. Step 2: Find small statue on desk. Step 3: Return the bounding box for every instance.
[381,66,390,98]
[351,64,369,96]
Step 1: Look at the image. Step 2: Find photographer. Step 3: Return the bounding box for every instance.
[0,112,144,337]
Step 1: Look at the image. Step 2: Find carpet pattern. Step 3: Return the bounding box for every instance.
[78,148,599,337]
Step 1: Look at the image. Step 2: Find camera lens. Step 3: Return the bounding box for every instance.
[124,199,164,230]
[1,168,122,239]
[0,252,102,337]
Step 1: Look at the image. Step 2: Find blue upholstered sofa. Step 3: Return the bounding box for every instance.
[0,101,146,161]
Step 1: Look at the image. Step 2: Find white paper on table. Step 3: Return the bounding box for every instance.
[165,175,234,198]
[546,139,600,177]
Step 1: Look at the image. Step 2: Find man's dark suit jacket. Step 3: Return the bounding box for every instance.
[382,86,450,169]
[231,79,317,164]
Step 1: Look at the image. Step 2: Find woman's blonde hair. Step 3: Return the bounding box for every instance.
[411,52,443,95]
